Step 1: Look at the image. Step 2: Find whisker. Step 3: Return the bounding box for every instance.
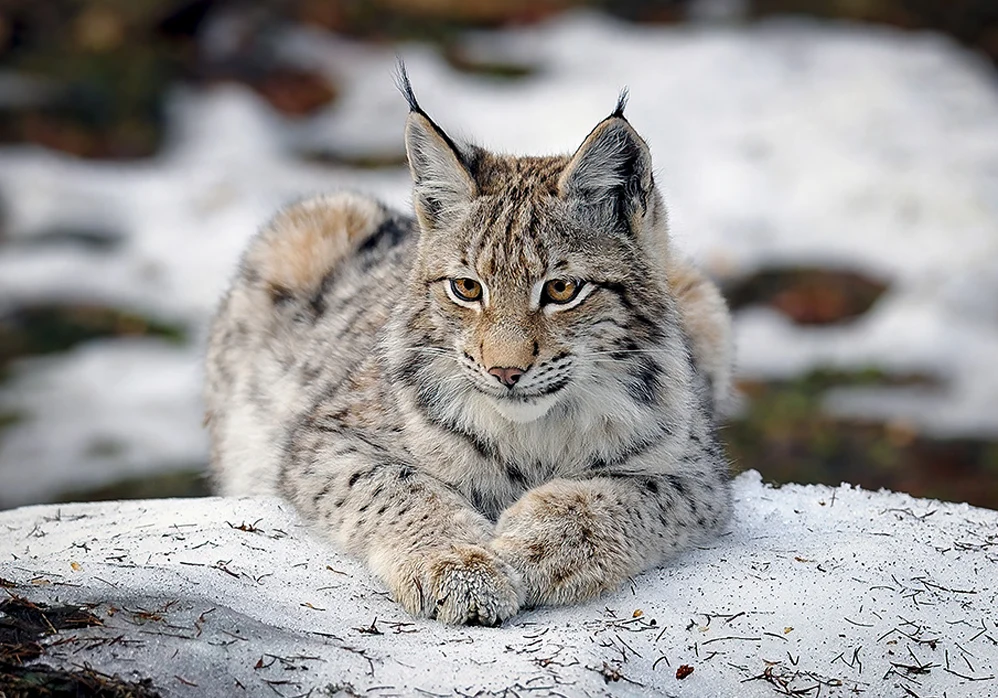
[586,349,667,356]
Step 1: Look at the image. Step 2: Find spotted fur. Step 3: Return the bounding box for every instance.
[205,76,734,625]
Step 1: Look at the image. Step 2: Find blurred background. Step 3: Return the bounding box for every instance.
[0,0,996,511]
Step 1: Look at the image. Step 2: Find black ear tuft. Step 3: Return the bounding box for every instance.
[401,64,478,230]
[394,58,423,115]
[611,88,629,119]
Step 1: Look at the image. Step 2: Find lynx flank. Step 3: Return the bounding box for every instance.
[206,70,733,625]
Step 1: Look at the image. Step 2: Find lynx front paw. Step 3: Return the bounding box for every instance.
[490,482,634,607]
[390,544,524,626]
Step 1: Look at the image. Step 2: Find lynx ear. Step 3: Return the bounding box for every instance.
[397,63,476,230]
[558,92,654,235]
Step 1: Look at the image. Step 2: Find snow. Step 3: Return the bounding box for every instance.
[2,14,998,503]
[1,471,995,696]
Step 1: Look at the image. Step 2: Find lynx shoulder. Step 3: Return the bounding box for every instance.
[205,71,733,625]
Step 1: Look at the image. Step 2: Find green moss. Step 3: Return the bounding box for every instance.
[442,46,540,80]
[0,411,23,433]
[52,467,210,504]
[300,149,409,170]
[725,367,998,509]
[0,303,187,373]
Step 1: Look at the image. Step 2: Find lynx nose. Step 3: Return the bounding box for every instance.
[488,366,525,388]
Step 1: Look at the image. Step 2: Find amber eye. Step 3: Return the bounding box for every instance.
[450,278,483,302]
[542,278,582,305]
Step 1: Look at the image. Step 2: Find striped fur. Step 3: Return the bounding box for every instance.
[205,84,733,625]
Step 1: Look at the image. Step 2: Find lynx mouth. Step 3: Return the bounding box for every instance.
[461,364,571,422]
[472,375,570,401]
[479,377,570,423]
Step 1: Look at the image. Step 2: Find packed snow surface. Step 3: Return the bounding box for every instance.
[2,13,998,505]
[1,472,995,697]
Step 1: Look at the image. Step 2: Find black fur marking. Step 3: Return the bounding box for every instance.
[310,418,342,434]
[390,355,426,386]
[643,479,659,495]
[535,375,571,396]
[506,463,528,488]
[269,284,294,305]
[626,356,662,406]
[308,289,327,318]
[352,432,390,454]
[397,465,415,480]
[596,282,665,340]
[347,464,384,489]
[666,475,687,497]
[411,389,500,461]
[296,268,340,323]
[453,424,498,461]
[469,488,487,511]
[587,433,659,473]
[601,471,637,480]
[358,216,412,255]
[313,483,332,504]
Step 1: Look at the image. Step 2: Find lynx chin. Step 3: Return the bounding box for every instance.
[205,67,734,626]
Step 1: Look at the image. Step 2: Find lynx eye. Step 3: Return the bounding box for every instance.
[542,278,582,305]
[450,278,483,302]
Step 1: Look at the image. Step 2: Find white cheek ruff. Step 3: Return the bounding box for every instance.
[488,393,560,423]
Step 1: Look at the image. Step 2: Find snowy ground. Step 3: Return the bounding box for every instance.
[1,472,995,697]
[2,13,998,506]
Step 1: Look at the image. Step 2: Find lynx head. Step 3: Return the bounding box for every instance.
[389,66,687,430]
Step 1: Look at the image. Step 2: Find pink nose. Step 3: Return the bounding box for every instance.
[488,366,525,388]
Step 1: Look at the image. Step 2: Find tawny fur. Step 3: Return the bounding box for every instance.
[206,81,733,625]
[248,193,384,297]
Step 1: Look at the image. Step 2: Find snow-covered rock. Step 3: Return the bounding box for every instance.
[2,471,995,697]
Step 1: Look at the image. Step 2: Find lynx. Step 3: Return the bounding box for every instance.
[205,68,733,625]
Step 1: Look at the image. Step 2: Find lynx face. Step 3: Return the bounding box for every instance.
[416,194,660,424]
[382,76,687,430]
